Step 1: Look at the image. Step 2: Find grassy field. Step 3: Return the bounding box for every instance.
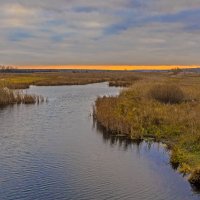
[0,71,140,89]
[94,72,200,188]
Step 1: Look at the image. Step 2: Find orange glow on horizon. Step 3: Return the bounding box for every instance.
[15,65,199,70]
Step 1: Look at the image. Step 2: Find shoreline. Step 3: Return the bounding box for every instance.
[93,78,200,189]
[94,119,200,190]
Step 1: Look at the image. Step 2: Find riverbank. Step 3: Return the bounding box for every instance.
[0,71,140,89]
[0,71,139,106]
[93,76,200,188]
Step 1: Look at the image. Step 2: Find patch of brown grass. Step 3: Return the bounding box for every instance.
[0,87,44,106]
[94,77,200,187]
[0,71,141,89]
[149,84,185,104]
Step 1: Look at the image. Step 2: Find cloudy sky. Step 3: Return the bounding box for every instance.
[0,0,200,66]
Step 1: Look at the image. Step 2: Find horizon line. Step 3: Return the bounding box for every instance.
[14,65,200,71]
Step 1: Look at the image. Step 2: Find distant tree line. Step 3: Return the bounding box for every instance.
[0,65,18,73]
[0,66,56,73]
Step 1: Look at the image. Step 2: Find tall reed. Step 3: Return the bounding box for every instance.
[94,80,200,188]
[0,87,45,106]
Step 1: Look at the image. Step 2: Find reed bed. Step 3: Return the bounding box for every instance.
[94,78,200,188]
[0,87,45,106]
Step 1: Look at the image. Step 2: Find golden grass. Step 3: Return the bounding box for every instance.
[149,84,185,104]
[93,74,200,187]
[0,71,141,89]
[189,168,200,187]
[0,87,45,106]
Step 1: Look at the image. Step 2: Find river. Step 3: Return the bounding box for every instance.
[0,82,199,200]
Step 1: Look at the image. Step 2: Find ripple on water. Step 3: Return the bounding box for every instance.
[0,83,199,200]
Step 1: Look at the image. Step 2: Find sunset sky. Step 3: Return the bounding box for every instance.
[0,1,200,69]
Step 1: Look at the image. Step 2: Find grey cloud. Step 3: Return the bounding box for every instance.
[0,0,200,65]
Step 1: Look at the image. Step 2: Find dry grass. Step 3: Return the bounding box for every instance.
[94,75,200,187]
[189,168,200,187]
[0,71,141,89]
[0,87,45,106]
[0,88,16,106]
[149,84,185,104]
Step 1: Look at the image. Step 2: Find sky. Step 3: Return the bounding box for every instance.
[0,0,200,69]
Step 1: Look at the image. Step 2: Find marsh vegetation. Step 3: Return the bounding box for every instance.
[0,87,45,106]
[1,70,200,189]
[0,71,141,89]
[93,73,200,188]
[0,71,139,106]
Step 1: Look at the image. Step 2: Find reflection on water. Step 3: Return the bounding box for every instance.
[93,119,143,151]
[94,118,200,195]
[0,83,199,200]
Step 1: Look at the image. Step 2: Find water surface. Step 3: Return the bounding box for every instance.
[0,83,199,200]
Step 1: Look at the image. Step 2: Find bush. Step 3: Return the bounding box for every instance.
[149,84,185,104]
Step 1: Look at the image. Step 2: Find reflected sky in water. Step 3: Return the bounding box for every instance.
[0,83,199,200]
